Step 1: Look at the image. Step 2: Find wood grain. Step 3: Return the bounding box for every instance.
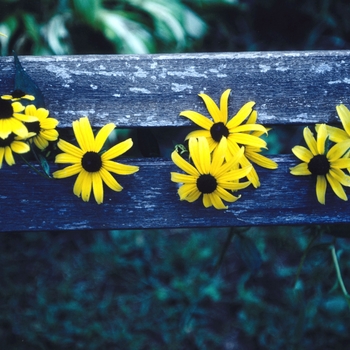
[0,155,348,232]
[0,51,349,127]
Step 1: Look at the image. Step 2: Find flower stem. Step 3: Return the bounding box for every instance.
[330,244,350,308]
[19,155,51,179]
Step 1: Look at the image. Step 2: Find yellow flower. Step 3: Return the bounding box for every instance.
[290,124,350,204]
[0,133,30,168]
[53,117,139,204]
[171,136,252,209]
[24,105,59,150]
[180,89,268,158]
[0,98,37,138]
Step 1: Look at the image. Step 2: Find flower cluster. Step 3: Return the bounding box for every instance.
[0,90,58,168]
[171,89,278,209]
[290,105,350,204]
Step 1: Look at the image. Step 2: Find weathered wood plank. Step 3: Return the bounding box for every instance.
[1,51,350,127]
[0,155,348,232]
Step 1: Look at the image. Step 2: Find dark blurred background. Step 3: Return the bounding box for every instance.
[1,0,350,349]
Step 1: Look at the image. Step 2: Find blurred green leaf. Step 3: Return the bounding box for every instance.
[14,53,45,107]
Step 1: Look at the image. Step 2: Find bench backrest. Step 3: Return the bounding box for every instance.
[1,51,350,232]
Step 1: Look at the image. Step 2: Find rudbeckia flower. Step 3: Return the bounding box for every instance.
[0,133,30,168]
[180,89,268,158]
[0,97,37,138]
[171,136,252,209]
[290,124,350,204]
[53,117,139,204]
[24,105,59,150]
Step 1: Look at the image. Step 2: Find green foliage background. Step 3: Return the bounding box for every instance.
[2,0,350,348]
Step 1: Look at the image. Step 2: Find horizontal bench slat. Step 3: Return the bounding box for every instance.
[0,155,347,232]
[1,51,350,127]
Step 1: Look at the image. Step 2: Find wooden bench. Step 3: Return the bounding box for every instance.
[1,51,350,232]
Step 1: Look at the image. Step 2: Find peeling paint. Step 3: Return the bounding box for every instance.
[171,83,193,92]
[328,80,342,85]
[129,87,151,94]
[259,64,271,73]
[312,63,332,74]
[134,66,148,78]
[167,66,207,78]
[276,66,290,72]
[46,64,73,83]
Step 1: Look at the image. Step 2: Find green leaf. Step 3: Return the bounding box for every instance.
[13,53,45,107]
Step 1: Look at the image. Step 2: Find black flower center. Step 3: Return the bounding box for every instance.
[0,133,15,147]
[197,174,217,194]
[308,155,330,175]
[82,152,102,172]
[26,121,40,135]
[11,89,26,98]
[210,122,229,142]
[0,99,14,120]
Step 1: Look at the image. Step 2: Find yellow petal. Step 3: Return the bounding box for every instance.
[219,89,231,124]
[0,148,4,168]
[4,146,15,166]
[215,186,238,202]
[316,175,327,205]
[180,110,213,130]
[327,140,350,162]
[199,92,224,124]
[290,162,311,175]
[208,192,228,209]
[292,145,314,163]
[95,123,115,153]
[229,133,267,148]
[10,140,30,154]
[53,164,82,178]
[56,139,84,158]
[184,129,211,141]
[245,150,278,169]
[246,110,258,124]
[33,135,49,150]
[336,104,350,136]
[326,173,347,201]
[171,149,199,177]
[73,117,94,152]
[170,172,197,184]
[40,118,59,129]
[321,124,349,143]
[329,168,350,187]
[178,183,200,201]
[226,101,255,129]
[198,136,211,174]
[330,158,350,169]
[92,172,104,204]
[303,127,318,155]
[99,168,123,192]
[317,124,327,155]
[80,171,93,202]
[231,124,267,134]
[102,138,133,160]
[103,160,139,175]
[202,193,212,208]
[218,180,251,191]
[211,137,227,171]
[55,153,81,164]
